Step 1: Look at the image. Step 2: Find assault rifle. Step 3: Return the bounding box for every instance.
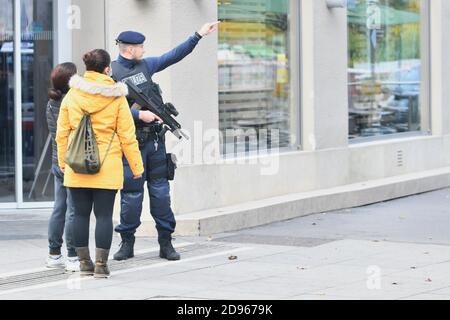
[125,79,189,140]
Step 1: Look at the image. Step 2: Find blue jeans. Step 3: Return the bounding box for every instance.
[48,165,77,257]
[115,137,176,235]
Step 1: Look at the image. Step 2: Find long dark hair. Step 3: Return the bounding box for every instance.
[48,62,77,101]
[83,49,111,74]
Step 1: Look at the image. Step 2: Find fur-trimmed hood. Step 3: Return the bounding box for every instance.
[65,71,128,114]
[69,73,128,97]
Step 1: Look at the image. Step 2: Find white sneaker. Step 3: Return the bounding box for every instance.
[46,254,65,268]
[65,256,80,272]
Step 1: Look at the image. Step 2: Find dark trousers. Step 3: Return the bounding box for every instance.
[69,188,117,250]
[114,137,176,236]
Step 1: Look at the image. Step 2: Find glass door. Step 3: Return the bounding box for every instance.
[20,0,55,202]
[0,0,61,208]
[0,0,16,204]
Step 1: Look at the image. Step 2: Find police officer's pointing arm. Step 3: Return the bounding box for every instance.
[145,21,220,74]
[197,21,221,37]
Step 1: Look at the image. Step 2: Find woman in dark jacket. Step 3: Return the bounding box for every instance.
[46,62,79,272]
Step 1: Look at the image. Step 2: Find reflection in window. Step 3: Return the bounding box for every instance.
[218,0,293,156]
[0,0,15,202]
[348,0,423,139]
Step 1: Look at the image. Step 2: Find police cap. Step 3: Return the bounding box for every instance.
[116,31,146,45]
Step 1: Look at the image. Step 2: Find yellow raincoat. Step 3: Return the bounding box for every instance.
[56,71,144,190]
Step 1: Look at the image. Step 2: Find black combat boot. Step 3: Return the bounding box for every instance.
[158,231,180,261]
[113,233,135,261]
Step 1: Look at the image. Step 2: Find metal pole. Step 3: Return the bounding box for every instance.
[42,169,52,197]
[28,133,51,199]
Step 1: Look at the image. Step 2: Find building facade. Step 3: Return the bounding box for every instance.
[1,0,449,236]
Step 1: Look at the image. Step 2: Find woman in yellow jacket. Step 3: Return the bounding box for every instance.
[56,49,144,278]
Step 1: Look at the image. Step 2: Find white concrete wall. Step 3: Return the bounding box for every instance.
[430,0,450,136]
[172,135,450,214]
[71,0,106,72]
[301,0,349,151]
[68,0,450,230]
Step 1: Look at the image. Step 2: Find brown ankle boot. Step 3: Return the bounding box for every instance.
[76,247,94,276]
[94,248,110,279]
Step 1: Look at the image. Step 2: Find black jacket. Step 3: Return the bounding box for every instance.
[46,95,65,167]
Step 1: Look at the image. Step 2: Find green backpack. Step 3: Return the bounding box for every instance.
[65,110,115,175]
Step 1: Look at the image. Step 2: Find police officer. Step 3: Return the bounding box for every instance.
[111,22,220,261]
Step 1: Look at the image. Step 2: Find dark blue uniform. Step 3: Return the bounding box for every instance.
[112,33,201,237]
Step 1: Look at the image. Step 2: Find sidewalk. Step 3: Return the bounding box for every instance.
[1,188,450,300]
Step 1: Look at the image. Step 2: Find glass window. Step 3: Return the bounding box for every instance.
[0,0,15,202]
[21,0,54,202]
[218,0,296,156]
[348,0,426,140]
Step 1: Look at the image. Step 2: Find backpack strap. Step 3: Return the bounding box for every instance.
[101,130,116,167]
[80,106,117,168]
